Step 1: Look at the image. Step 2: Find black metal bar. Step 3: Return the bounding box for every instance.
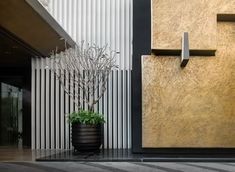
[152,49,216,56]
[217,14,235,22]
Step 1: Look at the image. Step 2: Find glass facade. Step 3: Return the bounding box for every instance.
[0,82,22,148]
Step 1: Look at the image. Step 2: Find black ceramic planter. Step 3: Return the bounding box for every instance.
[72,124,102,152]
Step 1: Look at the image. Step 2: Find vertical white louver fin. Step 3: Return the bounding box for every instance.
[48,0,132,70]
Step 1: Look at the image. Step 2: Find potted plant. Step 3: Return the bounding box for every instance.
[48,42,117,152]
[68,110,105,151]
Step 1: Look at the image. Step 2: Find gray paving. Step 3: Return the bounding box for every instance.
[0,162,235,172]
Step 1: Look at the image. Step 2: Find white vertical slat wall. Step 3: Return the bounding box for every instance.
[32,0,132,149]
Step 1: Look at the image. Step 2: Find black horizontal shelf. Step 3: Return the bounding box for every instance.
[217,13,235,22]
[152,49,216,56]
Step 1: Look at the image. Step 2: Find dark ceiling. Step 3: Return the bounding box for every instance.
[0,27,31,67]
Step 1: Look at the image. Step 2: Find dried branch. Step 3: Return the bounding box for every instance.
[47,41,118,112]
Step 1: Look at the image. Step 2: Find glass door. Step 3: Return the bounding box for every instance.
[0,82,22,148]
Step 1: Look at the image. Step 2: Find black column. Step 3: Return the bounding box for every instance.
[132,0,151,153]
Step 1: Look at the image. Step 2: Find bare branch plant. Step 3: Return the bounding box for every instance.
[47,42,118,112]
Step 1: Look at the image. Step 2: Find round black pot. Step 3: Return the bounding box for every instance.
[72,123,102,152]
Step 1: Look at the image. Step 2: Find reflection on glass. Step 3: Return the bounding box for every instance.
[0,82,22,148]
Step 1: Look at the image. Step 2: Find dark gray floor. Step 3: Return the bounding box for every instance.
[1,162,235,172]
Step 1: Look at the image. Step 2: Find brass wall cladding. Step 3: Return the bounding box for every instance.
[151,0,235,50]
[142,22,235,147]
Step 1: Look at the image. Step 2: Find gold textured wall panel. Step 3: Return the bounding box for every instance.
[151,0,235,50]
[142,22,235,147]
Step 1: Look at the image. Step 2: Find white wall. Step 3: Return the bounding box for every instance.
[32,0,132,149]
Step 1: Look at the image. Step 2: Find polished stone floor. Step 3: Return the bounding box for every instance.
[1,149,235,171]
[1,162,235,172]
[1,148,235,163]
[0,148,65,161]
